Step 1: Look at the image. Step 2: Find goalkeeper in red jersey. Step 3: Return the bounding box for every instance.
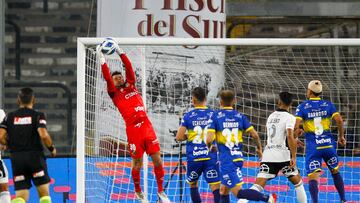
[97,44,171,203]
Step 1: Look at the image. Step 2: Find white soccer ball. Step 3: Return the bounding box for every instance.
[100,38,117,55]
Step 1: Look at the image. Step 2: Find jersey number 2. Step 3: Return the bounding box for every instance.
[193,126,207,144]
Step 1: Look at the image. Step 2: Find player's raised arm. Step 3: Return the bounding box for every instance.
[115,45,136,85]
[98,47,117,96]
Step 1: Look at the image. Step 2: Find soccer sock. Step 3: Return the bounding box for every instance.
[220,195,230,203]
[131,168,142,192]
[332,173,346,201]
[39,196,52,203]
[308,180,319,203]
[237,189,269,201]
[154,164,165,192]
[0,191,11,203]
[212,189,220,203]
[11,197,25,203]
[250,184,264,192]
[190,187,201,203]
[294,180,307,203]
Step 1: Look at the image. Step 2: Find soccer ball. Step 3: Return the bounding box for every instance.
[100,38,117,55]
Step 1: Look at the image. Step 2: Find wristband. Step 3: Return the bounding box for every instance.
[47,145,55,152]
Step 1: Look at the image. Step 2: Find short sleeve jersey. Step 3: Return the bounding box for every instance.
[0,108,47,152]
[295,98,339,150]
[262,110,296,162]
[207,108,253,169]
[181,107,216,162]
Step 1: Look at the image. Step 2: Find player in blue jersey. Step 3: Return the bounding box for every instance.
[176,87,221,203]
[295,80,347,203]
[206,90,277,203]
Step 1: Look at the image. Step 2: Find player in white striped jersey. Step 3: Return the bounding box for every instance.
[245,92,307,203]
[0,109,11,203]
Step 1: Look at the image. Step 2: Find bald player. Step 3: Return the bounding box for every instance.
[295,80,347,203]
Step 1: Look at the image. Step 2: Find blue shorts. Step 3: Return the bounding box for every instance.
[186,159,220,185]
[306,146,339,175]
[220,161,243,189]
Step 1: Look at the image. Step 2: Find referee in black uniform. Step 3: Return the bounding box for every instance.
[0,87,56,203]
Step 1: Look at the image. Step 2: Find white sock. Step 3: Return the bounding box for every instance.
[0,191,11,203]
[250,184,264,192]
[294,181,307,203]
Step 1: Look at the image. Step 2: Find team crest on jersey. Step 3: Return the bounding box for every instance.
[13,117,32,125]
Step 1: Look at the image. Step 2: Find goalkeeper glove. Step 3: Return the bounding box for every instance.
[96,45,106,65]
[113,42,125,56]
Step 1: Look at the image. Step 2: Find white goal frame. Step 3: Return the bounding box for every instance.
[76,37,360,203]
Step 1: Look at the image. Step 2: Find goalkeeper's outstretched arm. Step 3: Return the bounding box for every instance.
[98,49,116,97]
[115,46,136,85]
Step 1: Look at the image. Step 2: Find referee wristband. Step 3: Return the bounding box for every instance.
[47,145,55,152]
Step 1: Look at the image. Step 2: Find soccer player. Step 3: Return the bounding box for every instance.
[98,44,171,203]
[295,80,347,203]
[248,92,307,203]
[0,88,56,203]
[0,108,11,203]
[175,87,221,203]
[206,90,276,203]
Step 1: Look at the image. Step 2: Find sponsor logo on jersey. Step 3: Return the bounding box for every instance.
[39,119,47,125]
[125,91,138,99]
[33,170,45,178]
[13,117,32,125]
[309,160,321,170]
[14,175,25,182]
[134,106,145,112]
[304,103,312,109]
[315,138,331,145]
[321,102,329,107]
[230,150,242,156]
[193,149,209,156]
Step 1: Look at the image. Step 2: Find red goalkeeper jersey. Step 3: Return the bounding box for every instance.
[101,54,147,126]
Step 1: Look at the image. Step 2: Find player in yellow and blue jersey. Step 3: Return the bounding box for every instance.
[295,80,347,203]
[176,87,221,203]
[206,90,276,203]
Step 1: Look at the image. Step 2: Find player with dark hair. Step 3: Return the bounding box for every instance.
[98,44,170,203]
[0,88,56,203]
[295,80,347,203]
[245,92,307,203]
[0,108,11,203]
[176,87,221,203]
[206,90,276,203]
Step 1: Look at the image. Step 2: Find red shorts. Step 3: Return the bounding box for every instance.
[126,119,160,159]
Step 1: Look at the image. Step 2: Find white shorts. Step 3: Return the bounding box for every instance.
[0,160,9,184]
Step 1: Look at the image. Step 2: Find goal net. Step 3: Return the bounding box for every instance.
[77,38,360,203]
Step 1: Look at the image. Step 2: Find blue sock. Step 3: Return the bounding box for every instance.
[237,189,269,201]
[190,187,201,203]
[212,189,220,203]
[220,195,230,203]
[309,180,319,203]
[332,173,346,201]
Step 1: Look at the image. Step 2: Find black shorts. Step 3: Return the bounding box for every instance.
[257,161,299,179]
[10,151,51,190]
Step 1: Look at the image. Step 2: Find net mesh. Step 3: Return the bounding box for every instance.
[81,43,360,203]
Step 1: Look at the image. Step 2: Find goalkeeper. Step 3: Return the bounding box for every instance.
[98,44,171,203]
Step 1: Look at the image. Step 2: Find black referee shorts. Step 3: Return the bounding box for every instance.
[10,151,51,190]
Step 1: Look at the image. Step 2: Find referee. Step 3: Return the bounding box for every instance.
[0,88,56,203]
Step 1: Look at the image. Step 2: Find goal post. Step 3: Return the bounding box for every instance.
[77,38,360,203]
